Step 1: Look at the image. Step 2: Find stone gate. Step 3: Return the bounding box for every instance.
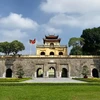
[0,55,100,78]
[0,35,100,78]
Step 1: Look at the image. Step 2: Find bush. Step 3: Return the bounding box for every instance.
[16,64,24,78]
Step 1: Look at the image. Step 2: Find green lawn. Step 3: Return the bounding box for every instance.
[0,83,100,100]
[0,78,31,82]
[73,78,100,83]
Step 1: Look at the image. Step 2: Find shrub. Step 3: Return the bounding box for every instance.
[16,64,24,78]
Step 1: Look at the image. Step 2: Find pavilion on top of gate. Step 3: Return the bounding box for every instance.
[36,35,68,56]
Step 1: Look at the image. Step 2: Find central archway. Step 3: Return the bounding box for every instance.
[92,68,99,78]
[50,52,54,55]
[37,68,43,78]
[48,67,56,78]
[61,68,68,77]
[6,68,12,78]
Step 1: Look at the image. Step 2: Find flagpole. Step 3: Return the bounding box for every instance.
[30,43,31,55]
[29,39,36,55]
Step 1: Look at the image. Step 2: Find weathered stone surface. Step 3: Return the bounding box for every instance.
[0,55,100,78]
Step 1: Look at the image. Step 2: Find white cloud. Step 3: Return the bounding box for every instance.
[40,0,100,14]
[0,29,28,41]
[0,13,40,42]
[37,24,62,35]
[40,0,100,28]
[49,13,100,28]
[0,13,39,30]
[49,14,79,26]
[44,25,62,34]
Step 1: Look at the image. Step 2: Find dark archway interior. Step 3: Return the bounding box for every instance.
[49,67,56,78]
[61,68,68,77]
[50,43,54,48]
[92,68,99,78]
[50,52,54,55]
[37,68,43,77]
[41,52,45,55]
[6,68,12,78]
[59,52,63,55]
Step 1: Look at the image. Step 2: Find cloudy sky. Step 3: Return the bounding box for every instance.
[0,0,100,54]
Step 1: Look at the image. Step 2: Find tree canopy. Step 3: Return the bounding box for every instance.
[81,27,100,55]
[68,37,84,47]
[11,40,25,55]
[68,37,84,55]
[69,27,100,55]
[0,40,25,55]
[69,46,83,55]
[0,42,11,55]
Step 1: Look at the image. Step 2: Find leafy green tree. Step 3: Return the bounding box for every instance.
[81,27,100,55]
[68,37,84,55]
[0,43,3,53]
[16,64,24,78]
[1,42,11,55]
[70,46,83,55]
[82,66,89,78]
[68,37,84,47]
[11,40,25,55]
[0,40,25,55]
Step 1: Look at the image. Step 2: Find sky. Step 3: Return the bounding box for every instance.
[0,0,100,55]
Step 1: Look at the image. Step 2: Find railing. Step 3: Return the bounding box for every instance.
[36,45,67,48]
[1,55,100,58]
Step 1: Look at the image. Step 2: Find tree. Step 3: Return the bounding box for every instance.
[11,40,25,55]
[1,42,11,55]
[0,40,25,55]
[70,46,83,55]
[16,64,24,78]
[82,66,89,78]
[81,27,100,55]
[68,37,84,47]
[0,43,3,53]
[68,37,84,55]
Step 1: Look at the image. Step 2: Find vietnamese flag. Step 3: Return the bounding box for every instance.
[29,39,36,44]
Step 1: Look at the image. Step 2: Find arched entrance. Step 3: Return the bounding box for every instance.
[61,68,68,77]
[92,68,99,78]
[40,52,45,55]
[50,43,54,48]
[37,68,43,78]
[59,52,63,55]
[50,52,54,55]
[48,67,56,78]
[6,68,12,78]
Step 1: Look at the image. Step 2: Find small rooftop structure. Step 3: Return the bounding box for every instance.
[43,35,61,44]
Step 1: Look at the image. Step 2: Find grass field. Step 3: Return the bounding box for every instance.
[0,78,31,82]
[73,78,100,83]
[0,83,100,100]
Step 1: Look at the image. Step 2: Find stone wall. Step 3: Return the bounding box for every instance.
[0,55,100,78]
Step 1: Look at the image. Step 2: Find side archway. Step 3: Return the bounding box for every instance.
[61,68,68,77]
[92,68,99,78]
[48,67,56,78]
[59,52,63,55]
[40,52,45,55]
[6,68,12,78]
[36,68,43,78]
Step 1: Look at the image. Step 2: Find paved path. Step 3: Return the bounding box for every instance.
[22,78,86,83]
